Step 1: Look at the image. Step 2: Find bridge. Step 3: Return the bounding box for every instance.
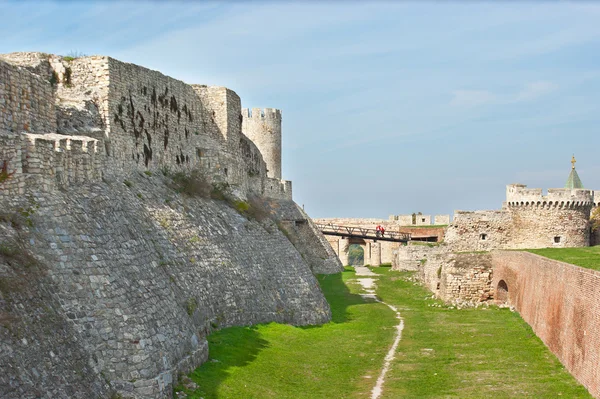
[315,223,411,243]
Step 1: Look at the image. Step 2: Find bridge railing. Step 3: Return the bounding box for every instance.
[315,223,411,242]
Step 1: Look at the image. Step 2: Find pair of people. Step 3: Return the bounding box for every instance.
[375,224,385,237]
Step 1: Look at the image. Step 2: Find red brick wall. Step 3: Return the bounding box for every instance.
[492,251,600,398]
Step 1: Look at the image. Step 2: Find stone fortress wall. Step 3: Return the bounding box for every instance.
[0,53,292,201]
[443,184,594,252]
[0,52,342,398]
[395,183,599,398]
[406,183,596,297]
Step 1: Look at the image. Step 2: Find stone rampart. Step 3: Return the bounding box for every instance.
[269,200,343,274]
[417,251,492,305]
[0,131,103,198]
[392,243,443,271]
[444,210,512,252]
[492,251,600,398]
[0,52,331,398]
[0,175,331,399]
[0,52,294,201]
[0,58,56,133]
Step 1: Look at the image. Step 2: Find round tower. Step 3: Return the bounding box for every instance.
[506,184,593,248]
[241,108,282,179]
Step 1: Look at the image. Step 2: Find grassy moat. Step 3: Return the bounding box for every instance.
[176,267,591,398]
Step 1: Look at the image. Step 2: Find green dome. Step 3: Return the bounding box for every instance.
[565,155,584,189]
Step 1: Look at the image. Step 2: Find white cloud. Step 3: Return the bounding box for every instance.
[514,81,558,102]
[450,90,496,107]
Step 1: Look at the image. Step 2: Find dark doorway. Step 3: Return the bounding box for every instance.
[348,244,364,266]
[496,280,509,303]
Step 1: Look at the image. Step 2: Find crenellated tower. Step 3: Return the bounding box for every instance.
[241,108,282,179]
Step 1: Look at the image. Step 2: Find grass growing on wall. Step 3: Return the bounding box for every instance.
[525,246,600,271]
[178,268,592,399]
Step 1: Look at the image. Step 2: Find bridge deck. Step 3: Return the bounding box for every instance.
[315,223,411,243]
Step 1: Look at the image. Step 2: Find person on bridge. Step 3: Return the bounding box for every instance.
[376,225,382,237]
[380,226,385,237]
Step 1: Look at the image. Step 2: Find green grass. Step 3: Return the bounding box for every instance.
[179,268,591,399]
[182,268,396,398]
[373,267,591,398]
[525,246,600,271]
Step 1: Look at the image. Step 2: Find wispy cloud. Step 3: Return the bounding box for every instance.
[450,90,496,107]
[514,81,558,102]
[451,81,558,107]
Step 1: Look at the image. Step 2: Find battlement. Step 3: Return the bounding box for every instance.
[0,51,295,201]
[263,178,292,200]
[0,130,103,198]
[242,108,282,121]
[506,184,594,208]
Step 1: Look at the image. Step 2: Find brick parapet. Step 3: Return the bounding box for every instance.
[492,251,600,398]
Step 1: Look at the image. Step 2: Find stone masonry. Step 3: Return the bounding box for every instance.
[0,52,342,399]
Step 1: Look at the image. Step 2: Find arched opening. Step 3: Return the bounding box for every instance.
[347,244,364,266]
[496,280,509,304]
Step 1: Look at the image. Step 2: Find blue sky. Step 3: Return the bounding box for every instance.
[1,1,599,219]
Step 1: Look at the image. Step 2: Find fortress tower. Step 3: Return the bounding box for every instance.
[241,108,282,179]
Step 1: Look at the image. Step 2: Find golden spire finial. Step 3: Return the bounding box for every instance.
[571,154,576,169]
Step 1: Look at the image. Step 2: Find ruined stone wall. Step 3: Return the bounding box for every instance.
[241,108,282,179]
[0,175,331,399]
[392,243,443,271]
[417,252,492,305]
[105,57,222,177]
[0,53,294,202]
[0,51,333,398]
[0,58,56,133]
[492,251,600,398]
[444,210,512,252]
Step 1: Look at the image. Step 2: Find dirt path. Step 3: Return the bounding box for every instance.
[353,267,404,399]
